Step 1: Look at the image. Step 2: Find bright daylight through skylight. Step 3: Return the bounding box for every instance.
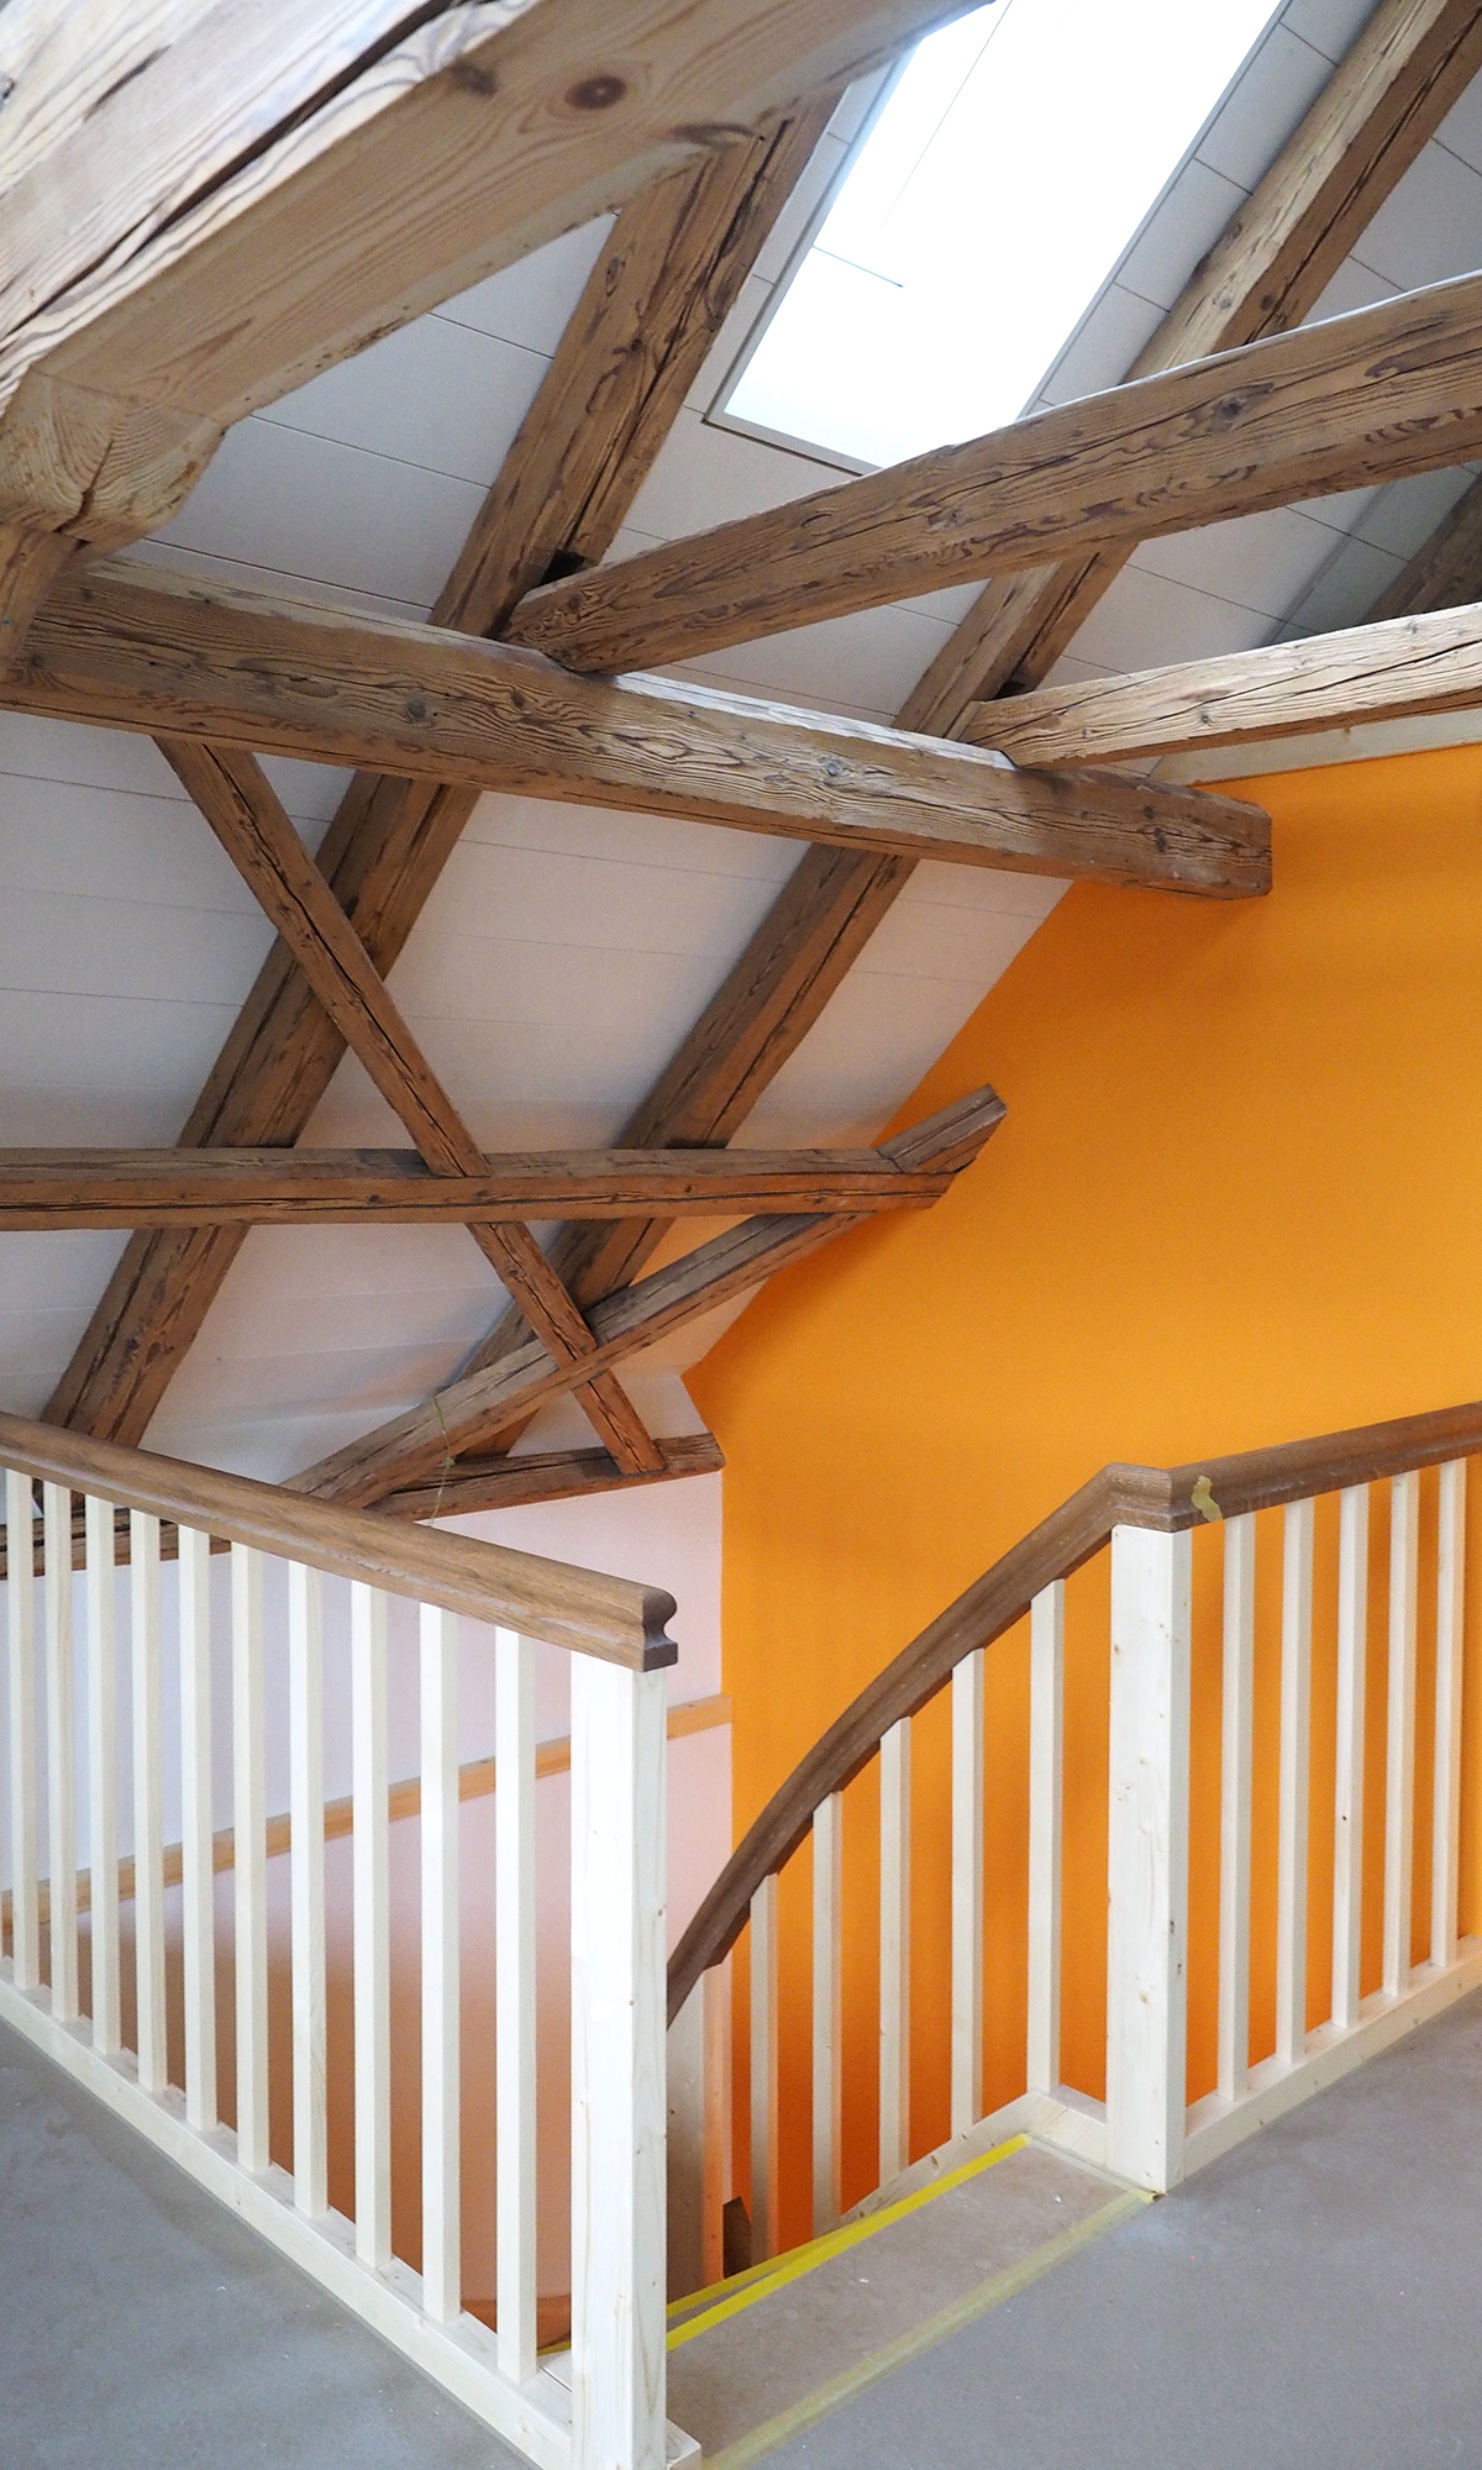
[726,0,1284,471]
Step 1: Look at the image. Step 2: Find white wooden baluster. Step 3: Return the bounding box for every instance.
[421,1602,460,2324]
[351,1582,391,2269]
[1383,1471,1420,1998]
[1027,1588,1064,2102]
[812,1791,842,2232]
[84,1495,121,2054]
[1431,1460,1467,1971]
[43,1482,78,2022]
[1106,1525,1190,2194]
[233,1545,268,2173]
[7,1468,39,1992]
[495,1626,537,2385]
[570,1654,667,2470]
[703,1958,733,2289]
[1332,1485,1370,2032]
[748,1870,778,2262]
[130,1510,167,2093]
[1276,1498,1314,2069]
[178,1523,216,2131]
[1217,1516,1255,2101]
[951,1647,985,2136]
[878,1715,911,2187]
[290,1562,327,2216]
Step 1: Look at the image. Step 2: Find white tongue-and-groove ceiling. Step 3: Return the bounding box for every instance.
[2,0,1477,1480]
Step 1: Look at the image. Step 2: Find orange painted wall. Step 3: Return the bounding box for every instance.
[690,744,1482,2243]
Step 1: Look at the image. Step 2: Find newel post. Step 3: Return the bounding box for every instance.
[570,1657,669,2470]
[1106,1523,1191,2194]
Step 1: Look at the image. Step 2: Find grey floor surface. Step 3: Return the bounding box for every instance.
[0,2017,519,2469]
[767,1992,1482,2470]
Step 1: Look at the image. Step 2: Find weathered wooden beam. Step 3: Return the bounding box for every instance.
[0,0,965,609]
[291,1086,1007,1506]
[46,111,848,1449]
[507,265,1482,678]
[0,1143,959,1229]
[160,737,662,1474]
[898,0,1482,731]
[381,1432,726,1521]
[964,598,1482,767]
[14,559,1270,896]
[1365,470,1482,621]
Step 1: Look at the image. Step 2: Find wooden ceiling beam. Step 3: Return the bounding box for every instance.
[13,557,1271,896]
[507,270,1482,684]
[160,737,663,1474]
[289,1085,1007,1506]
[898,0,1482,732]
[962,596,1482,768]
[380,1432,725,1522]
[1364,469,1482,621]
[0,1143,960,1230]
[0,0,965,637]
[42,110,854,1448]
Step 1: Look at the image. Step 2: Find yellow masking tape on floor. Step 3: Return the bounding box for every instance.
[668,2133,1028,2351]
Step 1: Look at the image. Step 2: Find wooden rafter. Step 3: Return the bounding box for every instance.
[0,0,964,642]
[1365,470,1482,621]
[962,597,1482,768]
[160,737,663,1473]
[10,558,1270,891]
[505,261,1482,676]
[0,1144,969,1229]
[898,0,1482,731]
[290,1085,1008,1506]
[43,106,853,1448]
[380,1433,725,1522]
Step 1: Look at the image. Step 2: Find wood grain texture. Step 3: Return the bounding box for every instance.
[665,1393,1482,2017]
[892,0,1482,732]
[0,1143,956,1228]
[436,92,841,636]
[0,0,962,546]
[46,83,843,1445]
[0,1407,678,1667]
[1366,470,1482,620]
[961,596,1482,765]
[291,1086,1006,1504]
[12,559,1271,894]
[512,222,1482,684]
[159,735,660,1474]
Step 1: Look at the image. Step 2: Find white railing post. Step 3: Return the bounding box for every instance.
[420,1602,461,2326]
[1275,1498,1314,2069]
[1384,1471,1420,1998]
[1027,1588,1064,2102]
[179,1523,217,2132]
[1332,1485,1369,2031]
[748,1871,778,2262]
[495,1626,538,2385]
[878,1715,911,2187]
[351,1582,391,2271]
[570,1656,667,2470]
[84,1496,121,2055]
[232,1544,269,2174]
[43,1482,78,2022]
[7,1468,39,1993]
[289,1561,327,2217]
[1217,1515,1254,2101]
[951,1647,985,2135]
[811,1791,843,2233]
[1432,1460,1467,1971]
[1107,1523,1191,2194]
[130,1509,167,2092]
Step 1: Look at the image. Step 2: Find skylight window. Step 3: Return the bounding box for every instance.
[725,0,1284,471]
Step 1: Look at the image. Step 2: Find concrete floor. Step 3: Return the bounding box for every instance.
[6,1992,1482,2467]
[766,1992,1482,2470]
[0,2018,517,2469]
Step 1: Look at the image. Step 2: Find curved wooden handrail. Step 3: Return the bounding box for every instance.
[668,1397,1482,2018]
[0,1409,676,1671]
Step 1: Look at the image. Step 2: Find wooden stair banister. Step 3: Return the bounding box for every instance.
[668,1396,1482,2021]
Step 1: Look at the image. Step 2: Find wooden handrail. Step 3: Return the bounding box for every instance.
[667,1397,1482,2016]
[0,1410,676,1672]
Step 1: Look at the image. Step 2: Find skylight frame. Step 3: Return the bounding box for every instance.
[705,0,1291,479]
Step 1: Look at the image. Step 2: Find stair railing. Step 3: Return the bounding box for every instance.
[0,1408,690,2470]
[669,1401,1482,2244]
